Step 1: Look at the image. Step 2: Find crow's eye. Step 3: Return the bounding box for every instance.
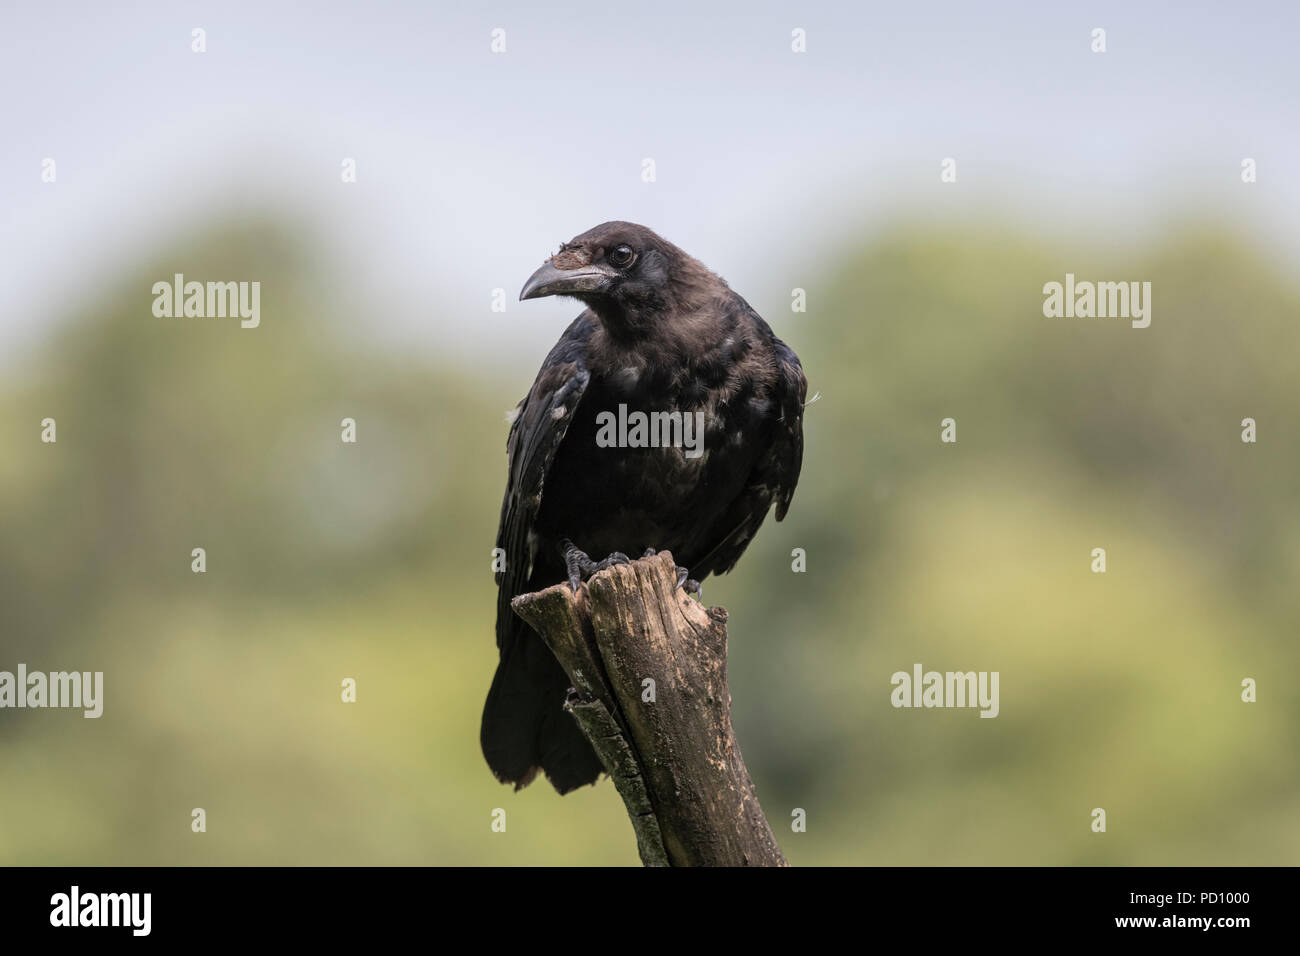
[608,244,635,268]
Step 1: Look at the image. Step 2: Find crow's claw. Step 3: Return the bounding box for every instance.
[561,539,632,592]
[674,566,703,599]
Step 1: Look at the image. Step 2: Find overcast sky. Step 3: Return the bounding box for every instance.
[2,0,1296,362]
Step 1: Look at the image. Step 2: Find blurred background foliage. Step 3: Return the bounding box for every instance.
[0,213,1296,865]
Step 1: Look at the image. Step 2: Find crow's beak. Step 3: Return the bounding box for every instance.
[519,259,616,301]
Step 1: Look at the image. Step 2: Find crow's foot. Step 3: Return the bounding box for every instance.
[673,565,702,599]
[643,547,700,597]
[561,539,631,592]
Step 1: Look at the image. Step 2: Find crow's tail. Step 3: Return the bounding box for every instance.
[480,614,603,794]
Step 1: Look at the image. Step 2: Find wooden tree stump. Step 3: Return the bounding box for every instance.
[511,551,787,867]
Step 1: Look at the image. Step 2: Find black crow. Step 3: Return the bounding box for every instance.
[482,221,806,793]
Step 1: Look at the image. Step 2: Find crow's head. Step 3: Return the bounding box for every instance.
[520,221,716,336]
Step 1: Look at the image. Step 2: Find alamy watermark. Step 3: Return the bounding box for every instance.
[594,404,706,459]
[0,665,103,717]
[1042,273,1151,328]
[890,663,999,718]
[152,274,260,328]
[50,886,150,936]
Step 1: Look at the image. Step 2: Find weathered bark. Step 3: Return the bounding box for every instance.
[511,551,786,867]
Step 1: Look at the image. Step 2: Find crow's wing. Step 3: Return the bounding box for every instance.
[693,331,807,578]
[484,319,603,793]
[769,336,807,522]
[493,317,592,647]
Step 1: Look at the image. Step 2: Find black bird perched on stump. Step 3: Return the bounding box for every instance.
[482,221,807,793]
